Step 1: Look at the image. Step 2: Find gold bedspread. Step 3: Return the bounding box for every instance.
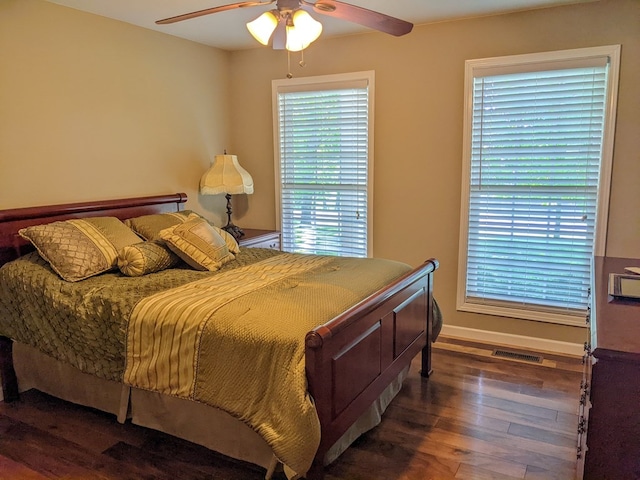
[124,252,412,475]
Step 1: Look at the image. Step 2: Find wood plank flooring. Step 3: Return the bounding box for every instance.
[0,337,584,479]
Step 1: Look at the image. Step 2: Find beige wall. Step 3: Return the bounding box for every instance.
[228,0,640,345]
[0,0,232,226]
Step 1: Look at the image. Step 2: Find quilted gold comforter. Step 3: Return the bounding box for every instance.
[0,249,413,474]
[0,248,281,381]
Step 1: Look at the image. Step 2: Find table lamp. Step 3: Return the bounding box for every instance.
[200,153,254,239]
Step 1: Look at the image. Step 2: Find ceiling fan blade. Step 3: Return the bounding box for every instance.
[301,0,413,36]
[156,0,274,25]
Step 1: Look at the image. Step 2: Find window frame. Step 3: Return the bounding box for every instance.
[271,71,375,257]
[457,45,621,326]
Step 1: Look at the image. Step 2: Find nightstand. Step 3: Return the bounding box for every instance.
[238,229,281,250]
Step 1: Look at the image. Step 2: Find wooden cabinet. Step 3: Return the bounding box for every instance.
[238,229,281,250]
[578,256,640,479]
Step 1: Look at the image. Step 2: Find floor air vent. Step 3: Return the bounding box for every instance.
[491,349,543,364]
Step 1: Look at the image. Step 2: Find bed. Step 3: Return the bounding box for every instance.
[0,193,440,479]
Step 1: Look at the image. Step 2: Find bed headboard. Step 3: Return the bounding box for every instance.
[0,193,187,267]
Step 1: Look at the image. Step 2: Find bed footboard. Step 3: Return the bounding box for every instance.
[305,258,438,475]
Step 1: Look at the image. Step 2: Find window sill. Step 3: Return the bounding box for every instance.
[457,301,589,327]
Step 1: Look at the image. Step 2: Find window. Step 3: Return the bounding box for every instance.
[272,71,374,257]
[457,46,620,326]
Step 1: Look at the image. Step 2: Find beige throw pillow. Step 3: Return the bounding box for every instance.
[19,217,142,282]
[158,216,235,271]
[183,213,240,255]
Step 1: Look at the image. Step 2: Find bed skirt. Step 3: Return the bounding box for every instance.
[12,342,408,478]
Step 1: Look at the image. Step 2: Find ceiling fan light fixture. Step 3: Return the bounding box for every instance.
[285,10,322,52]
[246,10,279,45]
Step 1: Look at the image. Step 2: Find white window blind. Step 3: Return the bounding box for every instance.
[273,73,373,257]
[458,46,620,325]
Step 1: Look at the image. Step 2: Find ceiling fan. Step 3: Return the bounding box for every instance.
[156,0,413,51]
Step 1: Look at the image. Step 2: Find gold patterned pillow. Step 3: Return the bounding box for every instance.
[158,216,235,271]
[19,217,142,282]
[117,240,181,277]
[124,211,195,240]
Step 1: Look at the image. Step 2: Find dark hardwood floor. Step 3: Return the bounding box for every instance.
[0,338,584,479]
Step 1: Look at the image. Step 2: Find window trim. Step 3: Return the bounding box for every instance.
[271,71,375,256]
[456,45,621,327]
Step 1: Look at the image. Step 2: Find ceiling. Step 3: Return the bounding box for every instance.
[45,0,590,51]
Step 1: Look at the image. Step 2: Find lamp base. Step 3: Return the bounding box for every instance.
[222,223,245,240]
[222,193,245,240]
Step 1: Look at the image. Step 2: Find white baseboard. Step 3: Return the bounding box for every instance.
[440,324,585,357]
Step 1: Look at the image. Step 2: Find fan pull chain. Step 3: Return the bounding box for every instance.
[286,50,307,79]
[287,50,293,78]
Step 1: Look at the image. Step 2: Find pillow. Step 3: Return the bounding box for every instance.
[124,210,195,241]
[19,217,142,282]
[158,216,235,272]
[184,213,240,255]
[118,240,181,277]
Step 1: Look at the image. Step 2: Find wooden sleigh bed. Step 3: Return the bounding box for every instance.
[0,193,439,479]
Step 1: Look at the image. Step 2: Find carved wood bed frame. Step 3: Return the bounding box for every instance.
[0,193,438,479]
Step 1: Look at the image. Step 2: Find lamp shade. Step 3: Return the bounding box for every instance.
[200,154,254,196]
[286,10,322,52]
[246,10,278,46]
